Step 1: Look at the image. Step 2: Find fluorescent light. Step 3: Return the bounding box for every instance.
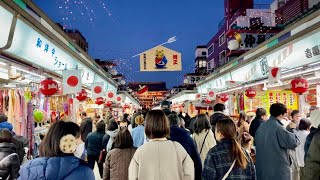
[0,62,6,66]
[12,66,45,78]
[244,80,267,88]
[222,86,243,94]
[282,66,320,79]
[307,76,320,81]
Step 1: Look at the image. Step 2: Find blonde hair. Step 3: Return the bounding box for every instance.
[135,115,145,125]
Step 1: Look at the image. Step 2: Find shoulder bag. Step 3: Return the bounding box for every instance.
[221,160,236,180]
[199,131,209,154]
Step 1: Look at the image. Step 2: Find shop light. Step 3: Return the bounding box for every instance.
[282,66,320,79]
[244,80,267,88]
[222,86,243,94]
[0,62,6,66]
[307,76,320,81]
[12,66,45,78]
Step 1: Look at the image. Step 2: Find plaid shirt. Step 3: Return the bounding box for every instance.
[202,139,256,180]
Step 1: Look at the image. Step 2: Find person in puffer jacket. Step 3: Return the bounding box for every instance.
[18,121,94,180]
[0,129,20,180]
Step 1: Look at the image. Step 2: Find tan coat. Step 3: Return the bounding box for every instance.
[128,140,194,180]
[103,147,136,180]
[193,129,216,165]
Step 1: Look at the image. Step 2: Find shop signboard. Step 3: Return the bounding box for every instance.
[139,46,182,72]
[5,18,116,90]
[0,6,13,48]
[244,90,298,114]
[200,30,320,91]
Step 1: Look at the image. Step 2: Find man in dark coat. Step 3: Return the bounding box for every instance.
[167,114,202,180]
[302,128,320,179]
[79,112,93,142]
[255,103,300,180]
[209,103,226,133]
[249,108,267,139]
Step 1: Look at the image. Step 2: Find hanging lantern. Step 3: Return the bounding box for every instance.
[105,101,113,107]
[245,89,256,98]
[95,97,105,105]
[219,93,229,102]
[291,78,308,94]
[40,78,58,96]
[204,99,211,104]
[123,104,130,109]
[76,89,88,102]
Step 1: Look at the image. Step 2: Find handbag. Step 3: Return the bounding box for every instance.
[221,160,236,180]
[98,150,107,163]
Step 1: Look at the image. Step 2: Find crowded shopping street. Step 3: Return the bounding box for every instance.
[1,0,320,179]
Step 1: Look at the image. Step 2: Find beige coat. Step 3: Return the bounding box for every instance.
[128,140,194,180]
[193,129,216,165]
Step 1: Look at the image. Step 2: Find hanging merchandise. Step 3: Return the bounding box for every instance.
[291,78,309,94]
[218,93,229,103]
[95,97,105,105]
[40,78,58,96]
[91,83,104,99]
[206,89,216,101]
[245,89,256,98]
[62,70,82,95]
[76,89,87,102]
[106,91,116,101]
[33,109,46,124]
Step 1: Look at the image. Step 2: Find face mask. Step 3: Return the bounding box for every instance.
[74,143,85,159]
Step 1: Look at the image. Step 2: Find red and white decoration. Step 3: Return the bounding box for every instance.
[245,89,257,98]
[207,89,216,101]
[195,93,202,101]
[115,95,123,103]
[291,78,309,94]
[105,101,113,107]
[226,80,241,87]
[40,78,59,96]
[218,93,229,103]
[91,83,104,99]
[76,89,87,102]
[106,91,116,101]
[137,85,148,95]
[268,67,281,84]
[95,97,105,105]
[62,70,82,95]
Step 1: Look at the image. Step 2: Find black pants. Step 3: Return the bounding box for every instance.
[87,155,104,178]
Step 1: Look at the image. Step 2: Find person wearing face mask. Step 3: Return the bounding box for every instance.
[255,103,300,180]
[18,121,94,180]
[286,110,302,133]
[249,108,268,139]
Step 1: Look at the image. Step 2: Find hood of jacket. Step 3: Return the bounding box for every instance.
[0,122,13,131]
[107,129,119,138]
[19,156,85,179]
[0,143,16,154]
[84,117,92,125]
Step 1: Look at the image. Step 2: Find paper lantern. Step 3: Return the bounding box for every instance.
[219,93,229,102]
[227,39,240,50]
[105,101,113,107]
[33,109,46,123]
[95,97,105,105]
[245,89,256,98]
[204,99,211,104]
[40,78,58,96]
[76,89,87,102]
[291,78,308,94]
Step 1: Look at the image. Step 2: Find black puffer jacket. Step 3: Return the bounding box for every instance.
[0,143,20,180]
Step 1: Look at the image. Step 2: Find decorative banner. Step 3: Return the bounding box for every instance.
[139,45,182,71]
[106,91,116,101]
[268,67,281,84]
[63,70,82,95]
[195,93,202,101]
[91,83,104,99]
[115,95,123,103]
[207,89,216,101]
[137,85,148,95]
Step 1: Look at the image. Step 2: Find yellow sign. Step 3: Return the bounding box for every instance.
[244,90,299,114]
[140,46,182,71]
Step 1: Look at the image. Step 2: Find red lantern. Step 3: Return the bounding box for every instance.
[95,97,104,105]
[204,99,211,104]
[219,93,229,102]
[123,104,130,109]
[245,89,256,98]
[76,89,88,102]
[105,101,113,107]
[291,78,308,94]
[40,78,58,96]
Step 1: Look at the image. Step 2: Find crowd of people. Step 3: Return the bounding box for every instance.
[0,101,318,179]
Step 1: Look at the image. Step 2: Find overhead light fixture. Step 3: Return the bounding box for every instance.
[0,61,6,66]
[307,76,320,81]
[12,66,45,78]
[282,66,320,79]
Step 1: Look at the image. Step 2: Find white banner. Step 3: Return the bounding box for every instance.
[62,70,82,95]
[91,83,104,99]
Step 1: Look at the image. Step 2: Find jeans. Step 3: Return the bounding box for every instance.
[87,155,104,178]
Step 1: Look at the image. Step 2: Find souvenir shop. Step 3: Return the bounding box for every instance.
[197,14,320,118]
[0,2,118,158]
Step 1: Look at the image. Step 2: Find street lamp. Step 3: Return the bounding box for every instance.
[132,36,177,58]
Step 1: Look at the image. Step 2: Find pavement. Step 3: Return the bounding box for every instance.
[94,163,102,180]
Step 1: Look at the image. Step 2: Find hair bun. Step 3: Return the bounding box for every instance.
[59,134,77,154]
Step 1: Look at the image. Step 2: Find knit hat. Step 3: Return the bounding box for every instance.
[310,109,320,128]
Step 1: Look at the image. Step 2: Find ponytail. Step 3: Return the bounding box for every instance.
[231,138,248,169]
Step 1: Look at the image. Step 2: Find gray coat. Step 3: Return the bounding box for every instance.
[255,116,300,180]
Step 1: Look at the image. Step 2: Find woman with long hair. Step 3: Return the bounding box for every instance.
[192,114,216,165]
[103,128,136,180]
[18,121,94,180]
[237,112,249,143]
[129,110,194,180]
[202,118,255,179]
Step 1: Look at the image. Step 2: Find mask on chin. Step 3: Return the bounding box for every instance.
[74,143,86,160]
